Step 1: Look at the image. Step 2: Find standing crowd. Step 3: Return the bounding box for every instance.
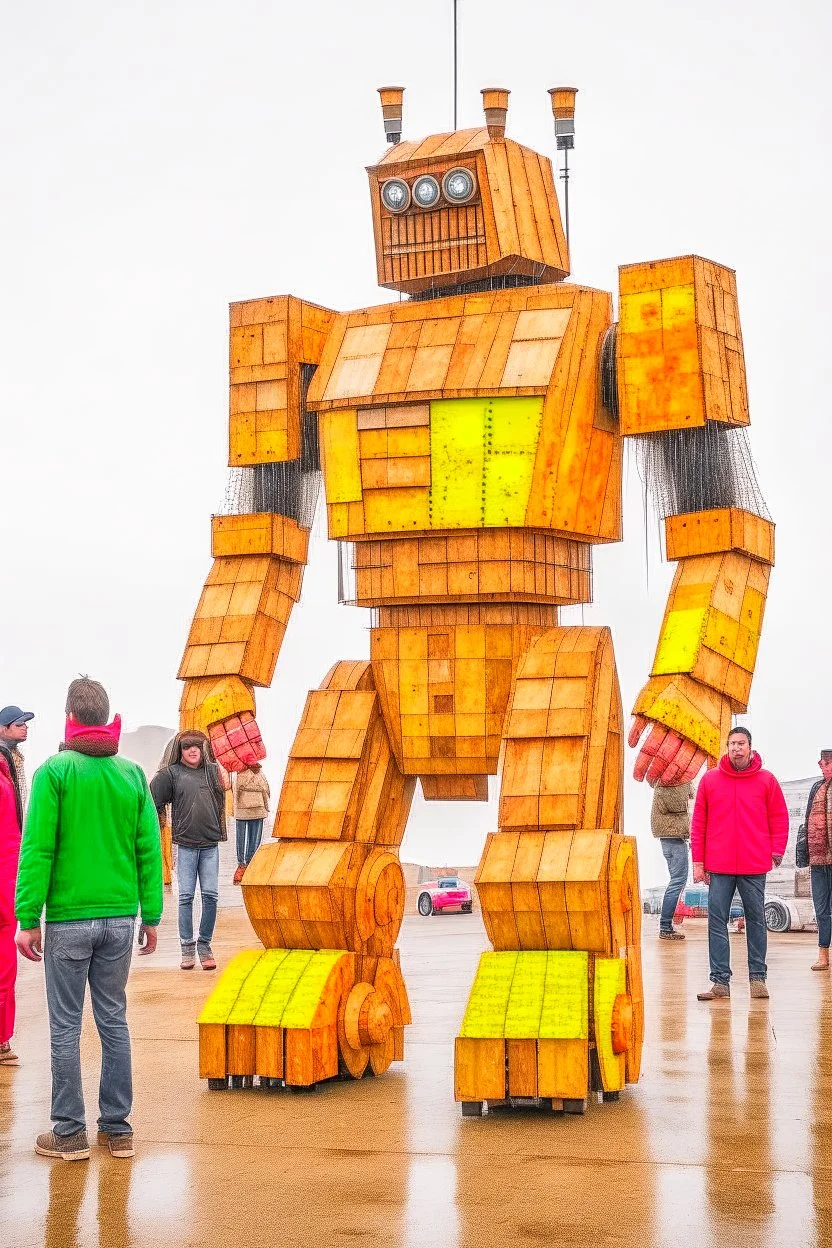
[0,681,270,1160]
[1,688,830,1161]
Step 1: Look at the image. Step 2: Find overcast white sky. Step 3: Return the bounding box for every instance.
[2,0,829,886]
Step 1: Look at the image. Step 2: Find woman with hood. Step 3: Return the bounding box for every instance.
[150,731,227,971]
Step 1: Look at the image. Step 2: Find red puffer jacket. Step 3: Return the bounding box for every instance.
[690,752,789,875]
[0,754,22,926]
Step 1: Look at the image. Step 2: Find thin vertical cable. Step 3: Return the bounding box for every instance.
[453,0,458,130]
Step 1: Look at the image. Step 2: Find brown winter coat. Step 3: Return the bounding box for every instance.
[650,782,693,840]
[234,769,270,822]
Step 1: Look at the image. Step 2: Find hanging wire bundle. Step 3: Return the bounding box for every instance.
[635,422,770,522]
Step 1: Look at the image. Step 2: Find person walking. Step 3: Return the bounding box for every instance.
[150,731,225,971]
[651,781,693,940]
[232,763,270,884]
[691,726,788,1002]
[0,736,23,1064]
[795,749,832,971]
[15,678,162,1161]
[0,704,34,810]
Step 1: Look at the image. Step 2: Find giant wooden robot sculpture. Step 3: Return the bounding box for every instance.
[191,87,773,1112]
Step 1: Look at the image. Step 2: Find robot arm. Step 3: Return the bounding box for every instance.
[614,256,774,785]
[178,295,336,769]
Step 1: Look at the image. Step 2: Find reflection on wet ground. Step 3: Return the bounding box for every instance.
[0,886,830,1247]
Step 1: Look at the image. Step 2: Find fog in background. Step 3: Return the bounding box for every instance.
[2,0,829,886]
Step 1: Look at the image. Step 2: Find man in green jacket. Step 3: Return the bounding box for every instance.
[16,678,162,1162]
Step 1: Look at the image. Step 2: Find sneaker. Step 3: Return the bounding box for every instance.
[233,865,246,885]
[198,945,217,971]
[35,1130,90,1161]
[659,928,686,941]
[750,979,769,999]
[0,1043,19,1064]
[97,1131,135,1158]
[180,945,196,970]
[697,983,730,1001]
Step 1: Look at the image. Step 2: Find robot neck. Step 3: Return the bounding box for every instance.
[407,273,555,302]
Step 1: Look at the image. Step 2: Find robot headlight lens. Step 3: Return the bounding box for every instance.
[412,175,441,208]
[442,167,476,203]
[381,179,410,213]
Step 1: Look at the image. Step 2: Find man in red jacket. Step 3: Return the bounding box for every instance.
[690,727,789,1001]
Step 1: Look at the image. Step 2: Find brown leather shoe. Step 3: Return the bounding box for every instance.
[233,865,246,885]
[697,983,730,1001]
[750,979,769,999]
[35,1130,90,1160]
[97,1131,135,1158]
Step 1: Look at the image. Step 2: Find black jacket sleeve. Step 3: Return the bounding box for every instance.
[149,767,174,814]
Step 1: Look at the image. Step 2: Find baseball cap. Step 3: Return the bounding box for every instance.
[0,705,35,727]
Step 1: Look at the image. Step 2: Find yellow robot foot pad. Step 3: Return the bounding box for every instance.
[198,949,408,1088]
[454,951,633,1106]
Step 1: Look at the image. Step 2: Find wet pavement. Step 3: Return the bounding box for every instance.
[1,856,830,1247]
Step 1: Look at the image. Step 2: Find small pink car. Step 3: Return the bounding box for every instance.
[417,876,473,917]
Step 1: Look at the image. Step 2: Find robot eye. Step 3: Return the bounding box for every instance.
[412,175,441,209]
[442,167,476,204]
[381,179,410,213]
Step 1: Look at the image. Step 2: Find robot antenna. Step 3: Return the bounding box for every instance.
[549,87,578,253]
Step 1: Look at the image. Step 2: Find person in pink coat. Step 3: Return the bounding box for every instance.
[690,726,789,1002]
[0,742,23,1062]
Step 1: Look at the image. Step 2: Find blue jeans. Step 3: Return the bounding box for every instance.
[707,873,767,983]
[660,839,689,931]
[44,917,134,1138]
[176,845,219,950]
[811,865,832,948]
[235,819,264,866]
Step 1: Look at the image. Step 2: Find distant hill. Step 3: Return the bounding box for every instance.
[121,724,176,778]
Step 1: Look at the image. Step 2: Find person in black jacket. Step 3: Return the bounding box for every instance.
[150,732,226,971]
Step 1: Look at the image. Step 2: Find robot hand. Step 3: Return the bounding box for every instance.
[209,712,266,773]
[628,715,709,787]
[180,676,266,773]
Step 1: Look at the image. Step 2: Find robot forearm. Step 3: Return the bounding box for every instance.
[178,513,310,731]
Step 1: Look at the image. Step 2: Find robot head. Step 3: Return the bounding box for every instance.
[368,87,570,296]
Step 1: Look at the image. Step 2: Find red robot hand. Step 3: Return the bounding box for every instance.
[209,712,266,773]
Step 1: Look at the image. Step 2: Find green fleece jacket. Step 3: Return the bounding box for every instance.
[15,752,163,929]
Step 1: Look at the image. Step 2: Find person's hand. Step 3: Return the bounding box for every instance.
[772,854,783,867]
[16,928,43,962]
[137,925,158,956]
[692,862,710,885]
[209,712,265,773]
[628,716,709,786]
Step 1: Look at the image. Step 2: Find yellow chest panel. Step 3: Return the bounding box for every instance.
[308,284,621,543]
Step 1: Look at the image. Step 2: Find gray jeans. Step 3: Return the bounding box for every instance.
[44,917,135,1138]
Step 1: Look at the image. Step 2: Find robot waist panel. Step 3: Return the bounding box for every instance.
[346,531,592,608]
[370,603,559,777]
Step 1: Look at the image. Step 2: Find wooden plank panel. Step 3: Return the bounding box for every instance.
[507,1038,538,1096]
[454,1037,506,1101]
[537,1038,588,1098]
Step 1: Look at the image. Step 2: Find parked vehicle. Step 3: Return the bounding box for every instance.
[674,886,744,922]
[417,876,473,916]
[671,885,813,932]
